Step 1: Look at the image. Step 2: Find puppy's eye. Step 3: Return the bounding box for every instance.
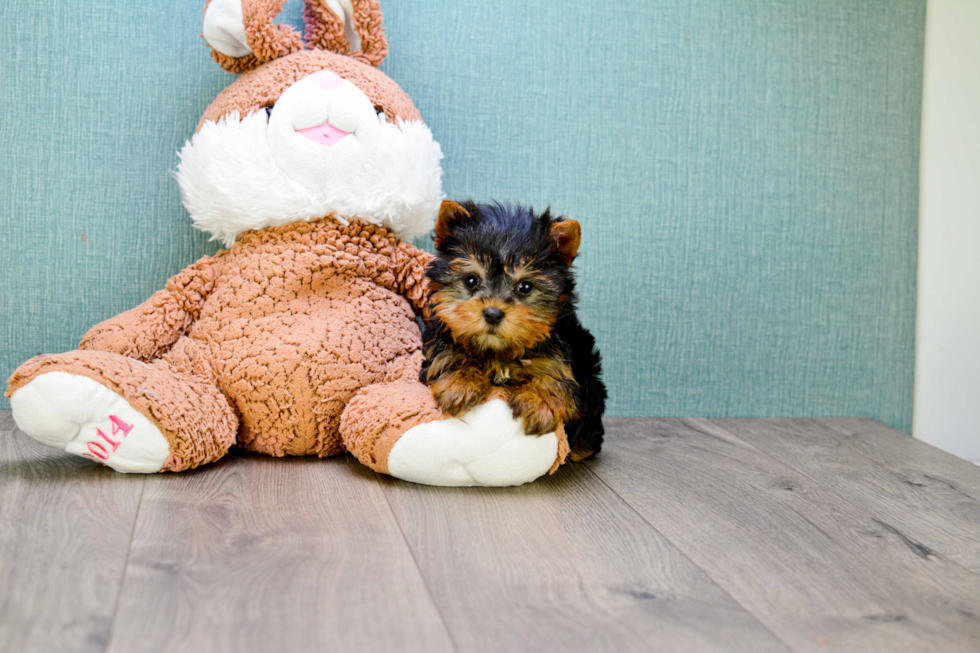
[463,274,480,290]
[516,280,534,296]
[264,106,273,117]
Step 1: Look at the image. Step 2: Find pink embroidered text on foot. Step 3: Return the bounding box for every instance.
[82,415,134,461]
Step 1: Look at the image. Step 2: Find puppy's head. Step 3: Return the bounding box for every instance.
[427,201,581,358]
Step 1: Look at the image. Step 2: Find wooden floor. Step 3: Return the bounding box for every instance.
[1,412,979,652]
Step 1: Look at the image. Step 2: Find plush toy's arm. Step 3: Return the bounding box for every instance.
[79,256,221,361]
[390,241,434,314]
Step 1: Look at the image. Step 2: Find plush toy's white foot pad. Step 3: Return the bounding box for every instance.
[387,399,558,487]
[10,372,170,473]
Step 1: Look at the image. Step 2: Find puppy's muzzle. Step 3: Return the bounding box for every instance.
[483,307,505,326]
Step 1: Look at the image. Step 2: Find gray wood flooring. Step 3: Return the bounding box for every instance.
[1,411,978,652]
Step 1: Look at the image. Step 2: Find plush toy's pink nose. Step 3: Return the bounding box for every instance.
[310,70,344,91]
[296,122,350,146]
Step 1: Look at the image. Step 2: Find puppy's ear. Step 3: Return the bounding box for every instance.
[550,220,581,266]
[435,201,472,249]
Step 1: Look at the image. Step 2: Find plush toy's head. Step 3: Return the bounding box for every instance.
[177,0,443,246]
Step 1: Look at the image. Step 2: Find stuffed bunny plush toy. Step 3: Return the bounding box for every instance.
[6,0,568,486]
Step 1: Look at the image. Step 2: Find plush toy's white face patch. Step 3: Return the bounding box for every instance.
[268,71,394,190]
[176,70,444,247]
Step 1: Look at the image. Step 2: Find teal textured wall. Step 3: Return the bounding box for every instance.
[0,1,924,431]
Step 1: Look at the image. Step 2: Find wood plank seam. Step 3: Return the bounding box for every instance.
[102,476,147,653]
[376,458,793,652]
[824,419,980,502]
[694,418,980,582]
[579,463,797,653]
[587,418,980,651]
[372,471,462,653]
[0,412,147,652]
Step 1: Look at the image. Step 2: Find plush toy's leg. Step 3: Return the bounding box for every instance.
[339,355,568,487]
[6,339,237,473]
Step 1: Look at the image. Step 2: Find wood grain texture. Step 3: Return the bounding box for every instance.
[826,418,980,502]
[5,412,980,652]
[703,418,980,573]
[105,454,454,653]
[590,418,980,653]
[0,412,144,653]
[379,462,791,653]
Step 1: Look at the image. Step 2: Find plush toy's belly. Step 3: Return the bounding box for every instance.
[191,274,422,457]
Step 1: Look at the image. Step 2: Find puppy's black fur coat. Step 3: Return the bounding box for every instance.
[421,201,607,461]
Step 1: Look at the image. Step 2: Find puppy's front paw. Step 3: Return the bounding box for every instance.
[507,388,577,436]
[431,369,492,417]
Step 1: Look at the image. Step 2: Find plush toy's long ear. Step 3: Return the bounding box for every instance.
[202,0,304,74]
[304,0,388,67]
[550,220,581,267]
[434,201,472,250]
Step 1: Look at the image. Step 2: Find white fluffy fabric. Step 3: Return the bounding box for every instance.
[176,103,444,247]
[10,372,171,474]
[387,400,559,487]
[202,0,251,58]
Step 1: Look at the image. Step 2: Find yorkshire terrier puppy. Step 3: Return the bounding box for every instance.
[420,200,607,461]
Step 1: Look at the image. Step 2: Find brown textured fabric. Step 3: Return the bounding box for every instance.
[198,49,420,130]
[7,342,239,472]
[204,0,304,74]
[7,217,440,471]
[303,0,350,56]
[204,0,389,73]
[346,0,388,67]
[339,379,445,474]
[8,0,571,481]
[339,383,570,476]
[302,0,388,67]
[80,257,220,361]
[201,0,407,124]
[6,216,572,476]
[241,0,305,62]
[208,49,264,76]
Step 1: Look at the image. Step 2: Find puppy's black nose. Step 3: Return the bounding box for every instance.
[483,307,505,325]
